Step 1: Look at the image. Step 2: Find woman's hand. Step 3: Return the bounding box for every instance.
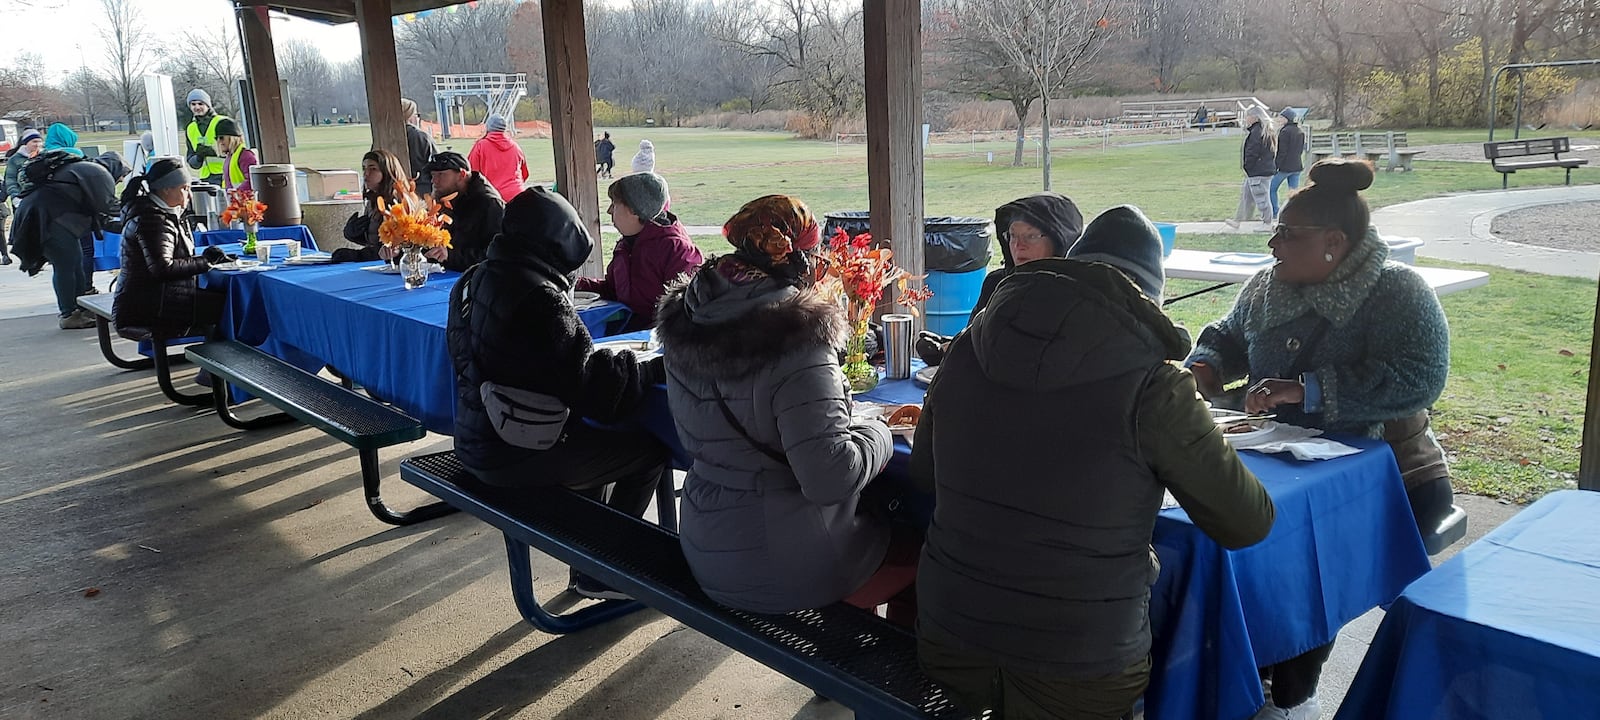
[1245,378,1305,413]
[424,246,448,262]
[378,245,396,261]
[1189,361,1224,399]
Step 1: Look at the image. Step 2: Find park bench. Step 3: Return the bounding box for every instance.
[1361,131,1425,172]
[1309,131,1358,162]
[76,293,209,407]
[186,340,453,526]
[1483,137,1588,189]
[398,450,975,720]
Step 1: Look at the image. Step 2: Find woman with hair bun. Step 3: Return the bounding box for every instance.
[1185,158,1453,720]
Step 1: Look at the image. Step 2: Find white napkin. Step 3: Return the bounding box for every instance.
[1227,422,1363,461]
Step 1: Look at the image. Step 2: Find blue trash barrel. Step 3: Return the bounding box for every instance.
[1152,222,1177,257]
[924,267,988,336]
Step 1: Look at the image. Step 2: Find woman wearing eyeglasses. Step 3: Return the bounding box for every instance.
[916,192,1085,365]
[1185,158,1453,720]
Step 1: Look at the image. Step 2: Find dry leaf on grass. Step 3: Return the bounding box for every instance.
[83,588,100,598]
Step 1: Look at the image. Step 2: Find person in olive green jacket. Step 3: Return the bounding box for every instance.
[910,205,1277,720]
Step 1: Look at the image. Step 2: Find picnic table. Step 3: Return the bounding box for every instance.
[1163,248,1489,305]
[204,255,630,433]
[609,330,1432,720]
[1336,489,1600,720]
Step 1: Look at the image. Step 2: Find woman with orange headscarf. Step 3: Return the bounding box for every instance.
[654,195,913,621]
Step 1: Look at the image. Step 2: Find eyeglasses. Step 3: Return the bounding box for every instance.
[1002,230,1051,246]
[1270,223,1334,240]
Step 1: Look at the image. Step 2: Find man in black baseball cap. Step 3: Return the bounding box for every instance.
[425,151,504,271]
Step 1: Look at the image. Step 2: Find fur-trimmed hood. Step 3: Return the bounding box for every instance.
[655,258,848,380]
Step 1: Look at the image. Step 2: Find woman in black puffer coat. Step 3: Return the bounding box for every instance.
[113,158,229,340]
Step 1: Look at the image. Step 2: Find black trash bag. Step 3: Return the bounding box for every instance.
[821,211,992,274]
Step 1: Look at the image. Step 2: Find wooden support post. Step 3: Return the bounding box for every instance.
[542,0,603,276]
[864,0,924,324]
[355,0,410,178]
[236,5,291,164]
[1579,282,1600,491]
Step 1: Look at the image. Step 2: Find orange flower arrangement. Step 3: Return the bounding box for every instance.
[819,228,934,331]
[377,177,454,250]
[220,188,267,227]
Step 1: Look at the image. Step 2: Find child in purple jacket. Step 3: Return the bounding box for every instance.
[579,172,703,331]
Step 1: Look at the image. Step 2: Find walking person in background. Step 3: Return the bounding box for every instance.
[214,118,258,194]
[184,89,228,184]
[630,139,655,174]
[0,127,42,266]
[595,131,616,179]
[1271,107,1306,220]
[1223,106,1278,232]
[468,115,528,201]
[401,98,437,197]
[8,148,117,328]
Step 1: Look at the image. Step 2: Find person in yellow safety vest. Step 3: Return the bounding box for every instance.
[184,89,229,184]
[213,118,258,194]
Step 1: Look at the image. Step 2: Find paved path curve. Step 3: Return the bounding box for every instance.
[1371,185,1600,279]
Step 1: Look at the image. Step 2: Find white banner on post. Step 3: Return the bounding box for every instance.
[143,73,182,159]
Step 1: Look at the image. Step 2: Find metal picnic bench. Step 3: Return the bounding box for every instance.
[398,450,977,720]
[76,292,210,407]
[186,340,454,526]
[1483,136,1588,188]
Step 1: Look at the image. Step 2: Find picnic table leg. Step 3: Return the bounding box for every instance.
[95,317,155,370]
[655,466,678,533]
[503,535,644,634]
[208,381,297,430]
[153,340,211,406]
[359,448,458,525]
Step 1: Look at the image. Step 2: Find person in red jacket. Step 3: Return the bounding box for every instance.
[577,172,703,331]
[467,114,528,201]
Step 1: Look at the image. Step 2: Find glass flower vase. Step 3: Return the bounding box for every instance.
[242,222,259,254]
[841,325,878,393]
[401,246,431,290]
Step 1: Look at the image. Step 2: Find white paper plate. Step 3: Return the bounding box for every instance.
[912,365,937,388]
[360,262,443,275]
[212,259,262,271]
[284,255,333,265]
[593,339,660,361]
[573,290,601,303]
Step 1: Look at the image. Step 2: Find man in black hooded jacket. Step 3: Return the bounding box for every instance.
[446,186,669,600]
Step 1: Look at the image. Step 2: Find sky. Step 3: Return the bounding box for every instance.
[10,0,361,83]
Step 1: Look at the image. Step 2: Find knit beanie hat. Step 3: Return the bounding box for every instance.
[486,115,507,133]
[146,158,192,191]
[187,89,212,108]
[609,172,670,222]
[215,117,242,138]
[1067,205,1165,301]
[1280,107,1299,122]
[18,128,41,146]
[400,98,419,121]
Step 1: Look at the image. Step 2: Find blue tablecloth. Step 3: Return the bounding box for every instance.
[93,225,317,271]
[1336,489,1600,720]
[212,262,629,434]
[616,337,1429,720]
[195,225,318,251]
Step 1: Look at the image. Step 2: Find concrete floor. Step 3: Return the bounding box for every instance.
[0,252,1526,719]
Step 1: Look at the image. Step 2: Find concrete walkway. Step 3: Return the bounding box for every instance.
[1177,184,1600,278]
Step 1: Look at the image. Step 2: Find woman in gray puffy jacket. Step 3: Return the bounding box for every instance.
[654,194,909,618]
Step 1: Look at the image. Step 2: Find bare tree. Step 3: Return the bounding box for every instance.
[722,0,866,138]
[179,23,245,100]
[277,39,333,126]
[959,0,1121,190]
[927,5,1041,166]
[62,68,114,129]
[95,0,152,135]
[1133,0,1205,93]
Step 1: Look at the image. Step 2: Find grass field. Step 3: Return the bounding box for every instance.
[74,124,1600,502]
